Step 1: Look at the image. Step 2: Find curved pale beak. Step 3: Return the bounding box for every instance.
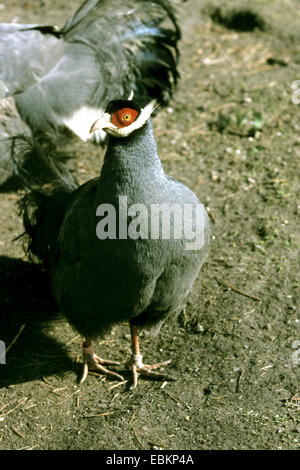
[90,113,116,134]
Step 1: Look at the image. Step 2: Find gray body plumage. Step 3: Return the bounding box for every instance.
[0,0,180,184]
[16,119,209,340]
[52,120,210,337]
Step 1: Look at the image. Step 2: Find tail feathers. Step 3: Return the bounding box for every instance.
[62,0,180,44]
[61,0,181,106]
[12,134,78,191]
[18,186,74,269]
[61,0,100,35]
[13,135,77,268]
[132,29,179,106]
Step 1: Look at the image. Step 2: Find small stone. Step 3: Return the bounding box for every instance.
[194,323,204,333]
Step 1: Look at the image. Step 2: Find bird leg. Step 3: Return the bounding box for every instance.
[129,323,173,388]
[79,337,124,383]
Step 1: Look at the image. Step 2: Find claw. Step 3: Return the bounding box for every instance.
[130,354,174,389]
[80,352,124,383]
[129,323,175,388]
[80,361,89,383]
[79,339,124,383]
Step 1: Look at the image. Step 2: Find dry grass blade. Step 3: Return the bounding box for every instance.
[216,277,262,302]
[65,334,81,346]
[0,397,28,417]
[132,426,147,450]
[106,380,128,391]
[11,426,25,438]
[83,411,115,418]
[54,389,80,405]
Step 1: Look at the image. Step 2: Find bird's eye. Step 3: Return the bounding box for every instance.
[111,108,139,128]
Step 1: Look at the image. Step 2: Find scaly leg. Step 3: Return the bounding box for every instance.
[129,323,173,388]
[80,337,124,383]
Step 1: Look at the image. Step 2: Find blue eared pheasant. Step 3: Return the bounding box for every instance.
[15,99,210,387]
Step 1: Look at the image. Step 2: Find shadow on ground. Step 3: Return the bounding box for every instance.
[0,256,73,387]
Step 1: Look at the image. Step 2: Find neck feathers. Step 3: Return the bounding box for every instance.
[100,120,162,179]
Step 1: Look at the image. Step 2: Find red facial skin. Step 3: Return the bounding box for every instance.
[111,108,139,128]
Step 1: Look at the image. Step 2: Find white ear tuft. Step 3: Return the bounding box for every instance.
[90,100,157,138]
[104,100,157,137]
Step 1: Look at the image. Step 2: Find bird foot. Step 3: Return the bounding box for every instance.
[130,353,173,389]
[79,344,124,383]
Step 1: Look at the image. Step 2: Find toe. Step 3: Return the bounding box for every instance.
[79,362,89,384]
[80,354,124,382]
[94,363,124,381]
[94,355,120,366]
[130,364,139,389]
[144,360,172,371]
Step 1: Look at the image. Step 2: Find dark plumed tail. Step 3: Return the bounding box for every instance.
[12,135,78,270]
[61,0,182,106]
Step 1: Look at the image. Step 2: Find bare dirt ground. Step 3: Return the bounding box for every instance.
[0,0,299,450]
